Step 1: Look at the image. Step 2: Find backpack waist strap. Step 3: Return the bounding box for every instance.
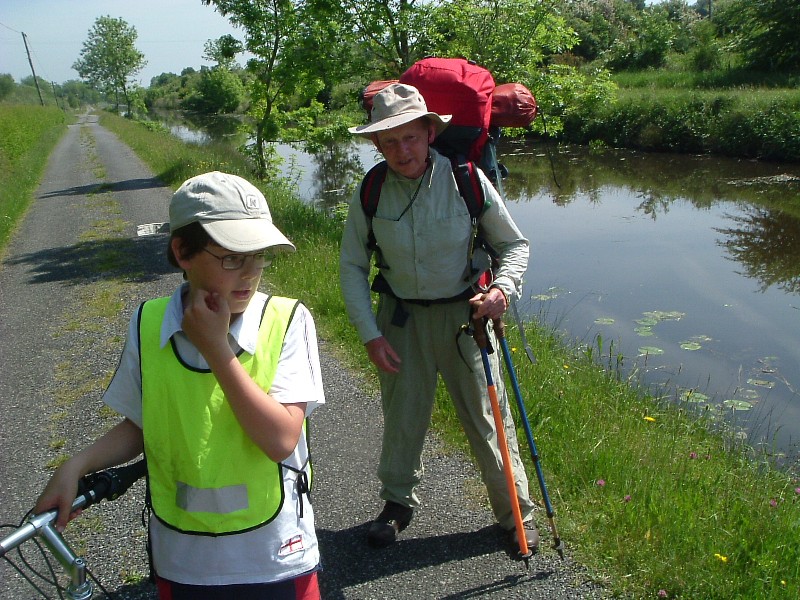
[371,272,473,306]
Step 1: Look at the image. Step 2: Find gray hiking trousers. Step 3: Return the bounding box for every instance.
[375,294,535,530]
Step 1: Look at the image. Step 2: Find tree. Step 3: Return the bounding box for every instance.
[337,0,433,75]
[0,74,15,101]
[187,67,245,114]
[724,0,800,71]
[73,16,146,113]
[202,0,308,177]
[204,35,243,69]
[424,0,578,84]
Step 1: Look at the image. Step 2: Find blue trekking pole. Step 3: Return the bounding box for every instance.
[493,318,565,559]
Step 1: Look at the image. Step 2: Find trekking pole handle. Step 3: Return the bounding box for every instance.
[493,318,506,339]
[470,315,495,354]
[0,459,146,558]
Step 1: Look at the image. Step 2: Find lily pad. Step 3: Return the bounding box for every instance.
[747,378,775,389]
[594,317,615,325]
[638,346,664,356]
[691,335,713,342]
[642,310,685,322]
[738,389,760,400]
[681,390,709,403]
[680,341,702,351]
[635,317,659,326]
[723,399,753,411]
[634,326,654,336]
[532,294,556,301]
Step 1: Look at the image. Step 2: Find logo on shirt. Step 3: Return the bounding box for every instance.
[278,534,305,556]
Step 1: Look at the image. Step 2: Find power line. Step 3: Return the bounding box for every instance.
[0,20,21,34]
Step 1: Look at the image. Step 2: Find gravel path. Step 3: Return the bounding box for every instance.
[0,113,605,599]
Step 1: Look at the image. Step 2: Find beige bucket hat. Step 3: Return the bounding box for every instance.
[349,83,451,137]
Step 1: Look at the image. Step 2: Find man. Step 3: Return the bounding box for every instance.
[339,83,538,552]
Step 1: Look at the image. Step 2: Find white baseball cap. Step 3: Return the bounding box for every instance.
[169,171,295,253]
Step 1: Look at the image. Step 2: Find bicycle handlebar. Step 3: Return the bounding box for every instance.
[0,459,147,558]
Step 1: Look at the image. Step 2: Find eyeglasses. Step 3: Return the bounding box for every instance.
[202,247,273,270]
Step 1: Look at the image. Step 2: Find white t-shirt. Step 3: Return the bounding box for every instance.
[104,285,325,585]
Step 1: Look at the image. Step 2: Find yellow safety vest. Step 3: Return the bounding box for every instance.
[140,295,300,535]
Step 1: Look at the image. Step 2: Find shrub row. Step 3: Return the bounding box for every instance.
[563,89,800,162]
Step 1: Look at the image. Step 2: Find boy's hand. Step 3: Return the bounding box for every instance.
[33,461,83,532]
[182,288,234,363]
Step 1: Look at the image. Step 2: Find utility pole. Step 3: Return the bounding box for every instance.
[21,32,45,106]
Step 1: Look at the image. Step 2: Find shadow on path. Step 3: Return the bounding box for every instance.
[318,524,559,599]
[38,177,167,200]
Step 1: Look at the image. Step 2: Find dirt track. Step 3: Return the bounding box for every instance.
[0,113,604,599]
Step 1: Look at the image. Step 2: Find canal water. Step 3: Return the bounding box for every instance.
[160,114,800,465]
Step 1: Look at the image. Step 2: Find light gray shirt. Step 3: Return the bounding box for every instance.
[339,148,529,343]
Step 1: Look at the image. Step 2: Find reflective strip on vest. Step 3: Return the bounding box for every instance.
[140,295,300,535]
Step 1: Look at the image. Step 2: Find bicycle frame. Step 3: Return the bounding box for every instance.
[1,459,146,599]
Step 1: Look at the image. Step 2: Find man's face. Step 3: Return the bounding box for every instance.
[373,118,435,179]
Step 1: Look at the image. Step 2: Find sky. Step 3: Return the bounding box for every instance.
[0,0,245,86]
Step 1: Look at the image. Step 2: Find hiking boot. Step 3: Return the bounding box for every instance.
[507,520,539,555]
[367,501,414,548]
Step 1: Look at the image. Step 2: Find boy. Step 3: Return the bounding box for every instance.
[35,171,325,599]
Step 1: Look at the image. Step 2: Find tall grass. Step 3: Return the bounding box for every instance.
[0,105,67,251]
[13,110,800,598]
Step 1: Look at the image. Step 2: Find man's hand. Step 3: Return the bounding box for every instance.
[469,287,508,320]
[366,336,401,373]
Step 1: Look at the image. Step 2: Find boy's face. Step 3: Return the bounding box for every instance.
[373,118,435,179]
[178,241,266,316]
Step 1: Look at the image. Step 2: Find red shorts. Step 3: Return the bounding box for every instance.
[156,570,320,600]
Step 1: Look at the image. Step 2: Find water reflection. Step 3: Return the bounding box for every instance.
[717,205,800,294]
[501,144,800,465]
[151,109,247,146]
[304,141,378,208]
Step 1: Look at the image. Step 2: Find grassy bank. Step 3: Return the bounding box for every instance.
[0,105,68,252]
[4,110,799,599]
[562,70,800,162]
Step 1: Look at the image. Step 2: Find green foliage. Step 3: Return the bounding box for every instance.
[689,19,722,72]
[202,0,308,176]
[424,0,578,84]
[335,0,434,73]
[186,68,245,114]
[602,7,675,70]
[0,74,14,101]
[58,80,102,108]
[564,87,800,161]
[73,16,147,111]
[203,35,243,69]
[530,64,617,136]
[728,0,800,71]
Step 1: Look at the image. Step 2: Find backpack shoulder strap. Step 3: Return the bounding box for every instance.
[449,158,485,219]
[360,160,389,218]
[361,158,485,221]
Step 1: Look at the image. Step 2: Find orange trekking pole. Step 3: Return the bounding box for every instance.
[470,315,533,566]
